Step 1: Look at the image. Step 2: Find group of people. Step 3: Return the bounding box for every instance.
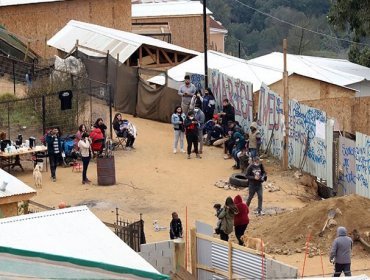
[45,115,136,185]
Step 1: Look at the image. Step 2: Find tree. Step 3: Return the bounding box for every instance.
[328,0,370,65]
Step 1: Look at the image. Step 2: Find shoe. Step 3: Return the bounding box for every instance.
[232,165,240,170]
[187,155,191,159]
[82,181,86,185]
[51,177,56,182]
[196,154,202,159]
[224,155,231,160]
[199,151,203,154]
[180,149,186,153]
[125,147,131,151]
[173,149,177,154]
[85,179,91,183]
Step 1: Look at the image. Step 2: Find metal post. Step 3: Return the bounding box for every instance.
[116,207,119,225]
[109,85,113,139]
[203,0,208,87]
[238,41,241,58]
[89,80,92,125]
[282,39,289,170]
[12,60,16,95]
[42,95,46,134]
[7,102,10,138]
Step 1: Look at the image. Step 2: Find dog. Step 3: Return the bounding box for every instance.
[33,165,42,189]
[241,235,267,252]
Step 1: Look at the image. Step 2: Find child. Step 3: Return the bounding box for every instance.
[169,212,183,239]
[213,203,222,234]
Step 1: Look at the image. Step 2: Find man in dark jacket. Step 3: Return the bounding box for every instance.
[219,99,235,133]
[245,156,267,215]
[169,212,183,239]
[330,226,353,277]
[45,127,62,182]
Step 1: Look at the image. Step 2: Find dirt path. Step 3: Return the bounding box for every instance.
[14,114,370,276]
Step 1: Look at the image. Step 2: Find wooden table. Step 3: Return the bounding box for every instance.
[0,146,47,171]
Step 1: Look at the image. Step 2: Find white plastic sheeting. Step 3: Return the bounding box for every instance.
[355,132,370,198]
[0,0,62,7]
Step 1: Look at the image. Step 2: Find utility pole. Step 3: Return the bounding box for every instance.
[203,0,208,87]
[283,39,289,170]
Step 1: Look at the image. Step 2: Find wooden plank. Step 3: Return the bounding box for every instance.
[156,49,159,65]
[139,46,142,66]
[143,45,157,63]
[190,228,197,278]
[160,49,173,65]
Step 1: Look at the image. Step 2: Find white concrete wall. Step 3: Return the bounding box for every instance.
[140,240,175,275]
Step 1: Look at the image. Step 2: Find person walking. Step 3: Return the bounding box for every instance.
[245,156,267,215]
[233,195,249,245]
[178,74,196,114]
[171,106,186,154]
[330,226,353,277]
[184,111,201,159]
[45,127,62,182]
[78,132,91,185]
[217,196,239,241]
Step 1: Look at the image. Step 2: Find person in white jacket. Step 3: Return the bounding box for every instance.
[78,132,91,184]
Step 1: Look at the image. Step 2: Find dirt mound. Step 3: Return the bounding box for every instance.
[249,194,370,256]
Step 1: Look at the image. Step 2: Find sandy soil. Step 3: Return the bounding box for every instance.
[14,114,370,277]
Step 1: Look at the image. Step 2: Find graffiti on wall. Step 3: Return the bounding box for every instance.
[258,84,284,159]
[187,73,205,92]
[288,99,328,176]
[210,69,253,131]
[356,133,370,194]
[338,136,356,195]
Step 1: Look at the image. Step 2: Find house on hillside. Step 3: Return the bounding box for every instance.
[0,0,132,58]
[0,168,36,217]
[0,205,169,279]
[132,0,228,53]
[250,52,370,134]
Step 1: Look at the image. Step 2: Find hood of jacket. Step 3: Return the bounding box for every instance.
[234,195,243,205]
[337,226,347,237]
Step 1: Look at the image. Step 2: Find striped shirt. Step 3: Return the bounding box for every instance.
[53,137,60,154]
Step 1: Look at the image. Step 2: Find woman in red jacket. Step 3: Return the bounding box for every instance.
[233,195,249,245]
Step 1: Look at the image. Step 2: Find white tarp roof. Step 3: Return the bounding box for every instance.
[48,20,198,63]
[150,50,284,91]
[0,169,36,198]
[132,0,212,17]
[249,52,367,87]
[0,206,161,277]
[0,0,62,6]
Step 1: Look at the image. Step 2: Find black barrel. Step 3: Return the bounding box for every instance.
[97,156,116,186]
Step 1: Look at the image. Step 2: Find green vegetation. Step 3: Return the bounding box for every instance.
[205,0,351,59]
[328,0,370,67]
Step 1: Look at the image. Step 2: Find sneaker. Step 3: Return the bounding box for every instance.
[82,181,86,185]
[52,177,56,182]
[196,154,202,159]
[224,155,231,160]
[199,151,203,154]
[180,149,186,153]
[173,149,177,154]
[85,179,91,183]
[187,155,191,159]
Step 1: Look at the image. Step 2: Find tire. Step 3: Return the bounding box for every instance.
[229,173,249,188]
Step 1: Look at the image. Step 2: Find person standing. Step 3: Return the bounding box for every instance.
[178,75,196,114]
[74,124,87,150]
[245,156,267,215]
[194,104,205,154]
[171,106,186,154]
[78,132,91,185]
[202,88,216,122]
[219,99,235,133]
[184,111,201,159]
[330,226,353,277]
[46,127,62,182]
[233,195,249,245]
[169,212,183,239]
[217,196,239,241]
[249,122,261,158]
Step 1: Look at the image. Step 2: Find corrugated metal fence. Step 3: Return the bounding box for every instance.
[192,221,297,280]
[258,84,334,188]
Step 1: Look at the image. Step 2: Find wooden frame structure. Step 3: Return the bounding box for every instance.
[190,228,269,280]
